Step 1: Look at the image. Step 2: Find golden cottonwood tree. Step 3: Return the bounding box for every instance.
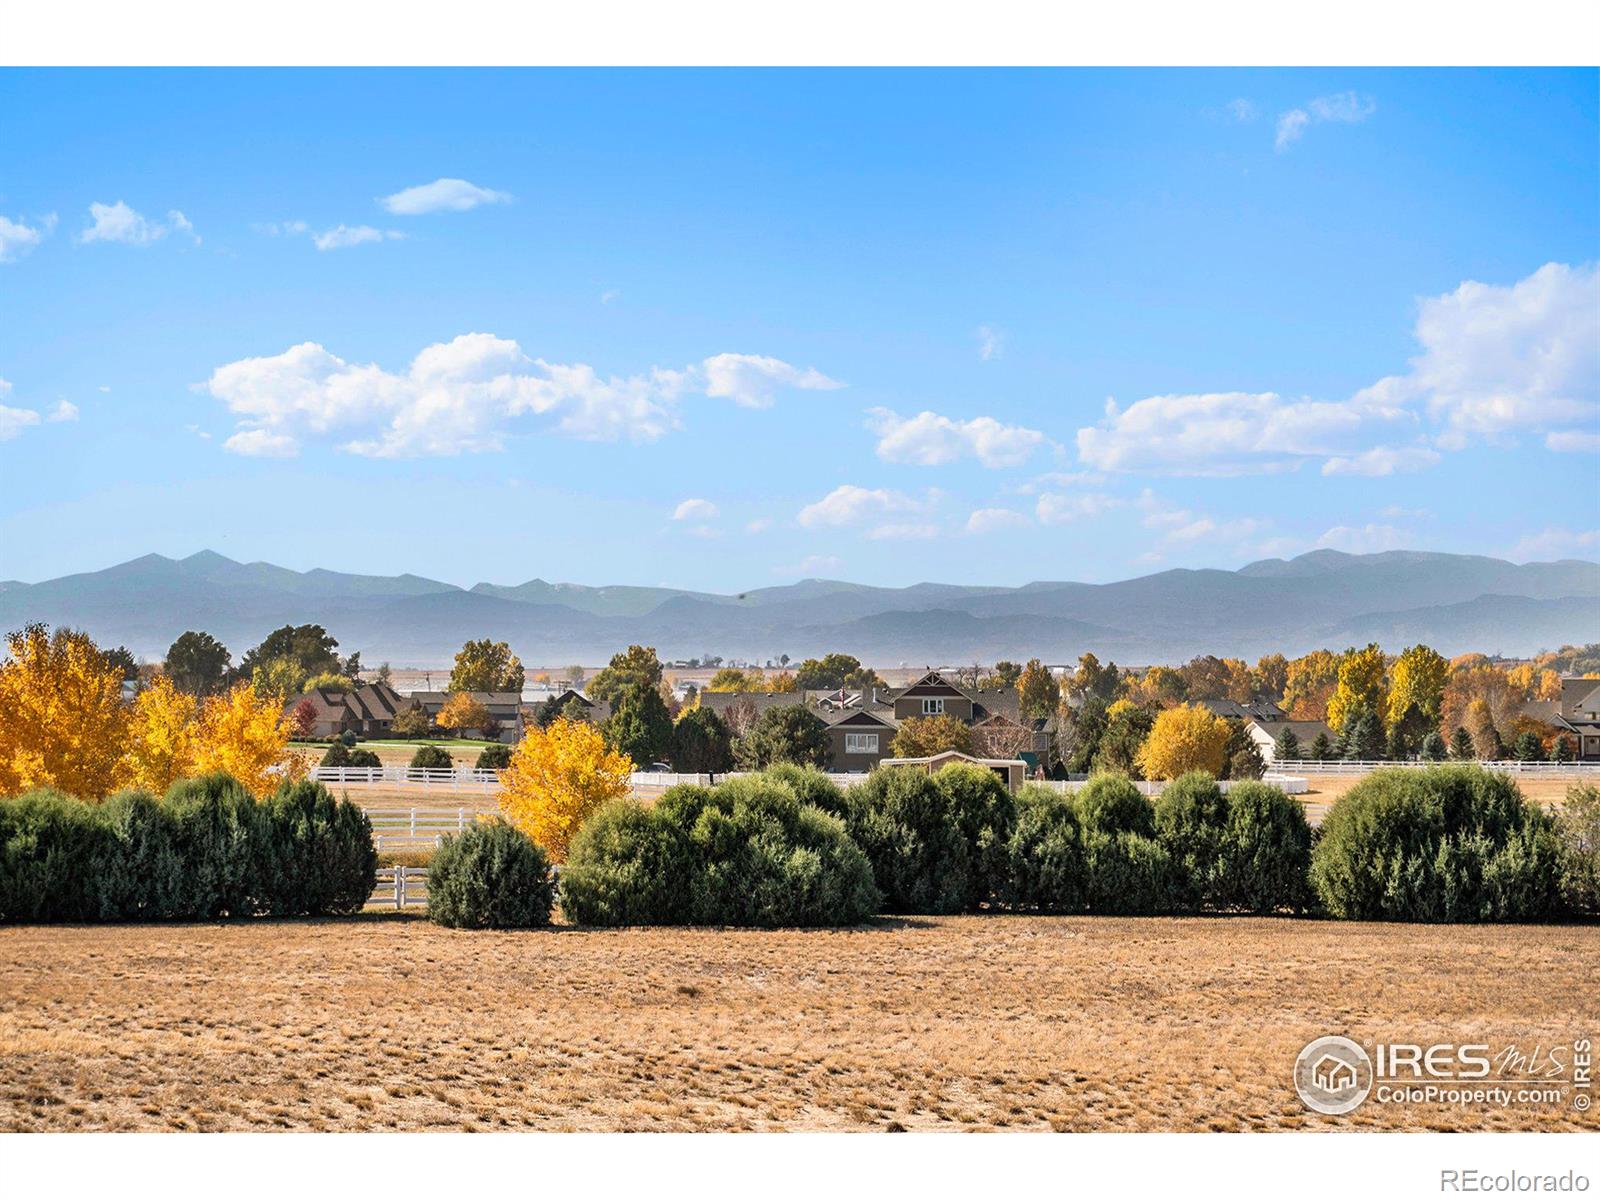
[1017,658,1061,719]
[0,623,131,799]
[498,716,633,860]
[1327,644,1388,733]
[436,693,490,736]
[1385,644,1449,729]
[123,674,200,794]
[1135,704,1230,780]
[889,713,974,758]
[193,681,299,796]
[1282,649,1339,720]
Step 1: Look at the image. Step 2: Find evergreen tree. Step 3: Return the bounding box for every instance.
[1341,704,1385,760]
[603,682,674,767]
[1512,730,1545,762]
[734,704,830,770]
[1385,725,1409,762]
[1273,725,1300,762]
[1550,735,1574,763]
[670,705,734,773]
[1449,725,1477,760]
[1308,731,1333,761]
[1419,730,1448,761]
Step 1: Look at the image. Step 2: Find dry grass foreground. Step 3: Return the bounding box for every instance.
[2,916,1595,1132]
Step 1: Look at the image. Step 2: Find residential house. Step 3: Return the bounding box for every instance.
[539,688,612,727]
[1248,718,1335,765]
[880,749,1029,791]
[1548,678,1600,761]
[699,671,1055,774]
[408,691,525,742]
[1193,697,1288,723]
[284,681,408,740]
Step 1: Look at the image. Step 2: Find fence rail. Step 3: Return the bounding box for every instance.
[312,766,501,790]
[1036,774,1309,797]
[370,866,429,909]
[1281,759,1600,774]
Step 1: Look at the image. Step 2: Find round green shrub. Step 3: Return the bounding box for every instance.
[98,789,185,919]
[320,741,352,768]
[410,744,453,770]
[163,772,275,918]
[1152,772,1228,911]
[0,788,114,922]
[346,748,381,769]
[844,768,973,914]
[561,776,879,927]
[475,743,513,770]
[427,820,554,929]
[1073,775,1170,915]
[1076,773,1155,836]
[1216,781,1314,914]
[762,763,846,817]
[1005,785,1086,912]
[1310,766,1563,921]
[264,780,377,916]
[932,762,1017,908]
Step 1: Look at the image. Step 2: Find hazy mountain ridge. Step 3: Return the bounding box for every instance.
[0,550,1595,665]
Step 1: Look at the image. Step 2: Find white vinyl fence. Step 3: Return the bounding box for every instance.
[312,766,500,791]
[369,866,429,909]
[1036,774,1309,797]
[1284,759,1600,775]
[364,807,479,850]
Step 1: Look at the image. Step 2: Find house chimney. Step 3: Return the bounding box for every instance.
[872,687,878,705]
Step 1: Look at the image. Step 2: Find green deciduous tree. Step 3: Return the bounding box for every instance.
[447,638,525,693]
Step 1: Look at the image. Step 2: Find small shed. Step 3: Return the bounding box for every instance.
[879,750,1028,791]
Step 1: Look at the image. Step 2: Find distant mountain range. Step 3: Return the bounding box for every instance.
[1,549,1596,667]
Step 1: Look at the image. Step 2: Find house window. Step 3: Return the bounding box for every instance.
[845,732,879,754]
[921,698,945,715]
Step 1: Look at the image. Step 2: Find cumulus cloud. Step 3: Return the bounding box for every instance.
[796,485,933,530]
[78,201,197,246]
[1314,523,1410,554]
[205,337,834,457]
[1137,491,1266,545]
[976,324,1004,360]
[1035,491,1122,525]
[313,225,403,251]
[868,407,1046,468]
[1357,261,1599,445]
[0,379,77,441]
[672,498,718,521]
[1275,90,1376,151]
[965,507,1029,535]
[701,353,840,408]
[1077,390,1411,476]
[1547,429,1600,453]
[379,178,512,215]
[0,214,51,263]
[1073,262,1598,476]
[1508,527,1600,562]
[1320,445,1441,477]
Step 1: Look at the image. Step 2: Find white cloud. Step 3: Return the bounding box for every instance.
[1275,91,1376,152]
[1035,491,1122,525]
[1358,261,1599,443]
[313,225,402,251]
[1508,527,1600,562]
[672,498,718,521]
[1227,98,1257,122]
[0,379,77,440]
[1547,429,1600,453]
[1077,390,1410,476]
[1137,491,1265,545]
[868,407,1046,468]
[701,353,841,408]
[1015,470,1104,495]
[745,518,772,535]
[867,522,940,541]
[1320,445,1440,476]
[379,178,512,216]
[223,428,299,457]
[78,201,196,246]
[205,337,835,458]
[965,507,1029,534]
[977,324,1004,361]
[47,400,78,423]
[1314,523,1409,554]
[797,485,935,529]
[600,289,620,304]
[773,554,844,578]
[0,215,48,263]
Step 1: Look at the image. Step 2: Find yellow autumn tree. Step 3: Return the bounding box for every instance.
[1281,649,1340,720]
[436,692,490,736]
[498,716,633,860]
[889,713,974,758]
[192,681,299,797]
[1385,644,1449,730]
[1135,703,1230,780]
[0,623,131,799]
[1326,643,1389,733]
[123,674,200,794]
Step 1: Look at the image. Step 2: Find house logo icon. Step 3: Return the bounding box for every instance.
[1294,1036,1373,1115]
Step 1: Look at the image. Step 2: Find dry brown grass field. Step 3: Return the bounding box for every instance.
[2,916,1594,1133]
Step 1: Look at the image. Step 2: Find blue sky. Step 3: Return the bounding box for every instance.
[1,68,1596,590]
